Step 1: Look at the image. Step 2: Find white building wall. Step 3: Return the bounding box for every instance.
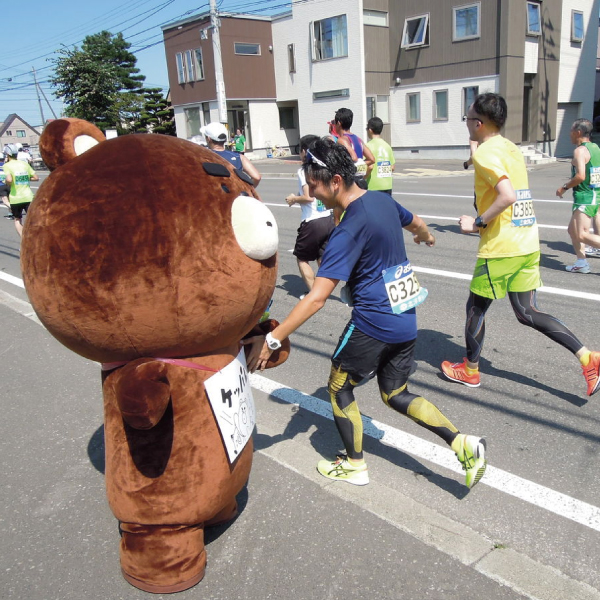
[247,100,290,151]
[389,75,498,159]
[272,0,366,139]
[557,0,598,113]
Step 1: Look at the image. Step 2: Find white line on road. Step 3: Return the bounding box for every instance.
[412,266,600,302]
[250,373,600,533]
[394,192,572,205]
[0,271,25,288]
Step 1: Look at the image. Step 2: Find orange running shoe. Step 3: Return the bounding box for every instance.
[582,351,600,397]
[441,358,481,388]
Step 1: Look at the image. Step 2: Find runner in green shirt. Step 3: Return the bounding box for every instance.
[2,144,39,237]
[234,129,246,154]
[366,117,395,195]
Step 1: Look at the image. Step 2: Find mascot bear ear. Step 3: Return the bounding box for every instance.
[40,118,106,171]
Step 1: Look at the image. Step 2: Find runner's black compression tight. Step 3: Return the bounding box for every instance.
[465,290,584,363]
[328,366,460,459]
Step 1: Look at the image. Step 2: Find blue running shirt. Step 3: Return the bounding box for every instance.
[317,191,417,343]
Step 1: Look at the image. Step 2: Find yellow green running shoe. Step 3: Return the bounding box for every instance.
[317,454,369,486]
[454,434,487,489]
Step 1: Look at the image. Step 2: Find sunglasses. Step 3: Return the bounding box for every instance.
[305,149,329,169]
[462,115,483,125]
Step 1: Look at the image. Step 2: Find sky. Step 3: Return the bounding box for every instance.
[0,0,291,129]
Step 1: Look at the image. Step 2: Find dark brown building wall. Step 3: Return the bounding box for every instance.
[364,0,391,95]
[163,16,276,107]
[164,17,216,106]
[220,18,276,99]
[498,0,562,144]
[389,1,499,87]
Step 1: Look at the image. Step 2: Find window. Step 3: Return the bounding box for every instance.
[235,42,260,55]
[433,90,448,121]
[184,107,201,138]
[288,44,296,73]
[202,102,210,126]
[313,88,350,100]
[176,52,186,84]
[363,10,388,27]
[311,15,348,61]
[194,48,204,80]
[526,2,541,36]
[571,10,584,43]
[279,107,295,129]
[185,50,195,81]
[453,3,480,41]
[16,130,26,138]
[462,86,479,114]
[367,97,376,120]
[406,93,421,123]
[401,14,429,48]
[5,130,12,136]
[376,95,390,123]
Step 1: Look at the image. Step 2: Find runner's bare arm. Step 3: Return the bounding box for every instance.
[460,176,515,233]
[405,214,435,246]
[254,277,338,370]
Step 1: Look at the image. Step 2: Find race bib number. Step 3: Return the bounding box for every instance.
[376,161,392,178]
[205,348,256,464]
[355,158,368,177]
[590,166,600,188]
[382,261,428,314]
[511,189,536,227]
[15,174,30,186]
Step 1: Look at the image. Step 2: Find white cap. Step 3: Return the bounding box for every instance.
[200,122,228,142]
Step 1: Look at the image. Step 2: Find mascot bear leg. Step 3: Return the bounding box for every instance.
[120,523,207,593]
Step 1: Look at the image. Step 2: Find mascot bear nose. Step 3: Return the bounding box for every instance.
[231,195,279,260]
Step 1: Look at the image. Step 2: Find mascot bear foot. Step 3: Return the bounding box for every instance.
[120,523,207,594]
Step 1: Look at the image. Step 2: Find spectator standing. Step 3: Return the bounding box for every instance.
[234,128,246,154]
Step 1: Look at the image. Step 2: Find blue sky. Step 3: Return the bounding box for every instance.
[1,0,289,129]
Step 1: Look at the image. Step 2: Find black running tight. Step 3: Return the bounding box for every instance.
[465,290,584,363]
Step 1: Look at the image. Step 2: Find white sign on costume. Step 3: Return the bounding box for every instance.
[205,347,256,463]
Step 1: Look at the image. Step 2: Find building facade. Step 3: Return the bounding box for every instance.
[163,12,299,153]
[163,0,599,158]
[0,114,41,149]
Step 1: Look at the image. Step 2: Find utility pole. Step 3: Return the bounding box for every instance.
[32,67,46,128]
[210,0,228,124]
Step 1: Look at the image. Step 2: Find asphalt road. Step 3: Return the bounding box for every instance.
[1,160,599,599]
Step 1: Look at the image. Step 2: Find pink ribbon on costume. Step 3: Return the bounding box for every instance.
[101,357,218,373]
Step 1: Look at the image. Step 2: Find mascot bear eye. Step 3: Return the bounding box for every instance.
[231,195,279,260]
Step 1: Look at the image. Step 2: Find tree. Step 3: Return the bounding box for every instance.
[131,88,176,135]
[51,31,145,131]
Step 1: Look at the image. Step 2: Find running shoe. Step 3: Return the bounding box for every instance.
[565,262,590,274]
[454,434,487,489]
[317,454,369,486]
[585,246,600,258]
[3,214,14,220]
[441,359,481,387]
[582,351,600,397]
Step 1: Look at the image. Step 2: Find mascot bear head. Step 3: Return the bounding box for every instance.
[21,118,279,362]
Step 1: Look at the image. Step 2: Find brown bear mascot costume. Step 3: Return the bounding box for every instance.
[20,118,289,594]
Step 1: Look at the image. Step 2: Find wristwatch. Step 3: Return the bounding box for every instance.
[562,184,569,191]
[265,332,282,351]
[474,216,487,229]
[463,161,469,170]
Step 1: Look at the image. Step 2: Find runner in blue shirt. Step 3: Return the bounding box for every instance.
[248,137,487,489]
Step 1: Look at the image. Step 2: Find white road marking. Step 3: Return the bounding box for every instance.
[1,280,599,534]
[394,191,572,204]
[250,373,600,533]
[0,271,25,288]
[412,266,600,302]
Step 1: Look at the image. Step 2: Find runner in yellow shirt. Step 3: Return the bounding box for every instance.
[441,94,600,397]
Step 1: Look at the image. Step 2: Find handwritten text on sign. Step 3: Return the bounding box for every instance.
[205,348,256,463]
